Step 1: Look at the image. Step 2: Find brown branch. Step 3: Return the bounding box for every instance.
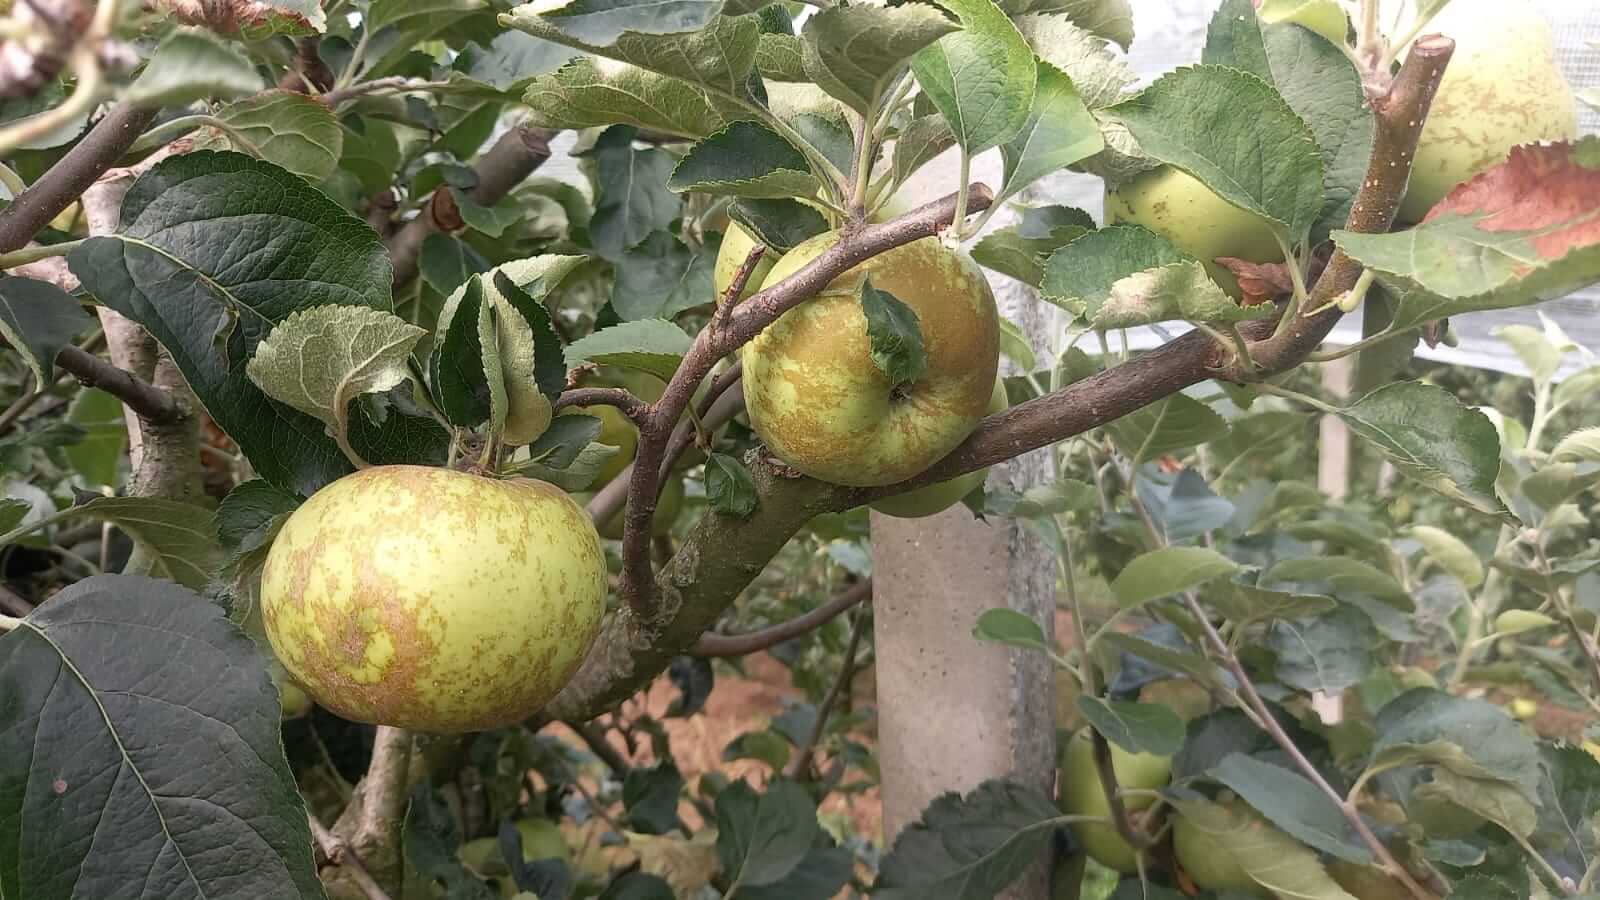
[565,720,631,775]
[615,185,995,617]
[0,582,33,616]
[386,126,556,286]
[554,387,650,424]
[309,815,394,900]
[54,345,183,424]
[787,607,867,782]
[0,101,158,254]
[693,578,871,657]
[711,245,766,333]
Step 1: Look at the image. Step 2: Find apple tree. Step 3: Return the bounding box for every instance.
[0,0,1598,898]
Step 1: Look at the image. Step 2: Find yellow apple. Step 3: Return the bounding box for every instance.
[870,376,1008,518]
[714,223,778,303]
[1173,803,1266,894]
[1397,0,1578,223]
[1105,165,1284,299]
[1058,731,1172,873]
[742,234,1000,487]
[260,465,607,733]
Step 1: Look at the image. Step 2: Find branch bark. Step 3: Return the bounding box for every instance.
[554,387,650,424]
[692,578,870,657]
[386,126,556,287]
[326,726,414,898]
[54,345,182,424]
[309,815,394,900]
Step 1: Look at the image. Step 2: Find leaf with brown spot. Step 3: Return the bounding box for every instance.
[1334,138,1600,331]
[1214,257,1293,306]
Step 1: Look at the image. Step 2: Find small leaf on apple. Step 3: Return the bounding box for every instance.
[859,278,928,389]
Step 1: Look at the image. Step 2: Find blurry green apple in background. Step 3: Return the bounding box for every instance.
[1057,730,1172,873]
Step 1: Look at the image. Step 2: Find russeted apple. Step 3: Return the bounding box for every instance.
[1397,0,1577,223]
[260,465,607,733]
[741,234,1000,487]
[870,376,1008,518]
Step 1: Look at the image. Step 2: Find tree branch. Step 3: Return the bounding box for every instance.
[554,387,650,425]
[692,578,871,657]
[787,607,867,782]
[309,815,394,900]
[386,126,556,287]
[0,101,157,255]
[711,246,765,333]
[54,345,183,424]
[565,720,631,775]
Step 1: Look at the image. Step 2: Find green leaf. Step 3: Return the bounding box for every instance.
[0,275,92,385]
[1370,689,1541,805]
[491,271,567,406]
[1492,610,1558,636]
[1408,525,1485,589]
[1335,382,1510,521]
[725,729,793,770]
[506,6,760,96]
[1111,65,1323,247]
[1169,797,1357,900]
[1077,697,1184,755]
[1418,769,1537,839]
[971,207,1092,287]
[524,0,721,45]
[668,121,818,199]
[706,451,758,518]
[1334,139,1600,330]
[207,90,343,182]
[127,28,265,107]
[738,847,853,900]
[1263,556,1411,608]
[405,780,497,900]
[998,61,1102,201]
[429,275,503,429]
[224,0,326,39]
[1007,0,1133,50]
[521,58,743,139]
[0,498,27,534]
[756,32,808,81]
[611,230,719,321]
[715,778,817,885]
[888,114,957,189]
[911,0,1037,154]
[453,29,579,92]
[216,480,301,556]
[874,780,1061,900]
[1267,603,1377,695]
[1209,753,1373,865]
[1013,13,1134,109]
[419,233,491,297]
[0,574,325,900]
[729,198,828,254]
[585,125,681,260]
[859,279,928,389]
[564,319,692,382]
[63,388,128,487]
[1041,225,1266,327]
[1111,546,1241,610]
[67,151,413,496]
[1105,392,1229,464]
[1553,427,1600,463]
[972,608,1055,656]
[27,497,221,588]
[1494,322,1564,386]
[599,872,676,900]
[338,118,402,195]
[800,4,960,114]
[1099,631,1233,692]
[246,305,427,451]
[448,189,524,239]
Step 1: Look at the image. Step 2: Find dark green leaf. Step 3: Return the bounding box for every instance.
[216,480,301,555]
[668,121,818,199]
[1077,697,1184,755]
[706,451,759,517]
[728,198,829,253]
[715,778,818,886]
[800,4,959,113]
[599,872,676,900]
[860,279,927,388]
[405,780,497,900]
[1209,753,1373,864]
[429,275,496,427]
[0,275,92,384]
[526,414,604,469]
[1371,689,1541,804]
[1136,467,1234,543]
[874,779,1060,900]
[738,846,854,900]
[454,29,578,92]
[724,730,794,770]
[585,125,681,261]
[420,233,491,297]
[624,762,684,835]
[1267,603,1377,695]
[0,574,324,900]
[611,230,719,321]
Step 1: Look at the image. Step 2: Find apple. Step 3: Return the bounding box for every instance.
[1396,0,1577,223]
[595,474,686,540]
[714,223,778,303]
[1260,0,1347,45]
[741,234,1000,487]
[1104,165,1283,299]
[1172,802,1266,894]
[276,672,313,720]
[870,376,1008,518]
[1058,730,1172,873]
[1326,860,1411,900]
[260,465,607,733]
[462,818,572,898]
[560,402,638,488]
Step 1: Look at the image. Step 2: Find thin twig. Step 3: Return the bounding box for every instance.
[787,606,868,782]
[712,245,766,333]
[309,815,394,900]
[553,387,650,425]
[693,578,871,657]
[566,720,630,775]
[55,345,183,424]
[319,77,455,108]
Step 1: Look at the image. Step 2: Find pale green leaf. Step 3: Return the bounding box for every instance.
[997,61,1103,201]
[911,0,1037,154]
[564,318,692,382]
[127,29,265,108]
[207,91,343,182]
[800,4,959,114]
[1110,546,1241,610]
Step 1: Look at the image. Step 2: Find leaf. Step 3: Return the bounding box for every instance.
[874,779,1061,900]
[611,230,718,321]
[153,0,327,39]
[454,29,579,92]
[998,61,1103,201]
[668,121,818,199]
[705,452,758,518]
[506,6,760,96]
[246,305,426,452]
[429,275,502,428]
[911,0,1036,154]
[1335,139,1600,330]
[800,4,960,114]
[0,275,92,385]
[725,730,793,770]
[126,28,265,107]
[1267,603,1377,695]
[0,574,324,900]
[860,279,928,388]
[972,608,1055,656]
[715,779,818,886]
[971,208,1091,287]
[1408,525,1485,589]
[1263,556,1411,609]
[600,872,676,900]
[1111,65,1323,247]
[1169,796,1357,900]
[1533,744,1600,878]
[1209,753,1373,864]
[491,271,568,405]
[525,0,721,45]
[1370,689,1541,804]
[1553,427,1600,463]
[1105,392,1229,464]
[1012,13,1134,109]
[63,388,128,487]
[890,114,956,187]
[1417,769,1537,839]
[216,479,301,556]
[737,847,853,900]
[0,496,223,589]
[420,233,492,297]
[1077,697,1184,755]
[1110,546,1241,610]
[1041,225,1266,326]
[1100,631,1234,693]
[405,780,498,900]
[522,57,743,139]
[207,90,343,182]
[728,198,828,254]
[1335,382,1510,521]
[565,319,691,382]
[67,151,411,496]
[1205,574,1336,628]
[624,762,685,835]
[1136,467,1234,543]
[583,126,683,260]
[756,32,808,81]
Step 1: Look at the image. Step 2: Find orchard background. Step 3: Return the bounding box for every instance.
[0,0,1599,899]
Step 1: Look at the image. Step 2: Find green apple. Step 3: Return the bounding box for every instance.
[1172,803,1265,894]
[260,465,607,733]
[1326,860,1412,900]
[596,474,685,540]
[1261,0,1348,45]
[715,223,779,303]
[870,376,1008,518]
[277,674,313,720]
[1105,165,1283,299]
[742,234,1000,487]
[1397,0,1577,223]
[1058,731,1172,873]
